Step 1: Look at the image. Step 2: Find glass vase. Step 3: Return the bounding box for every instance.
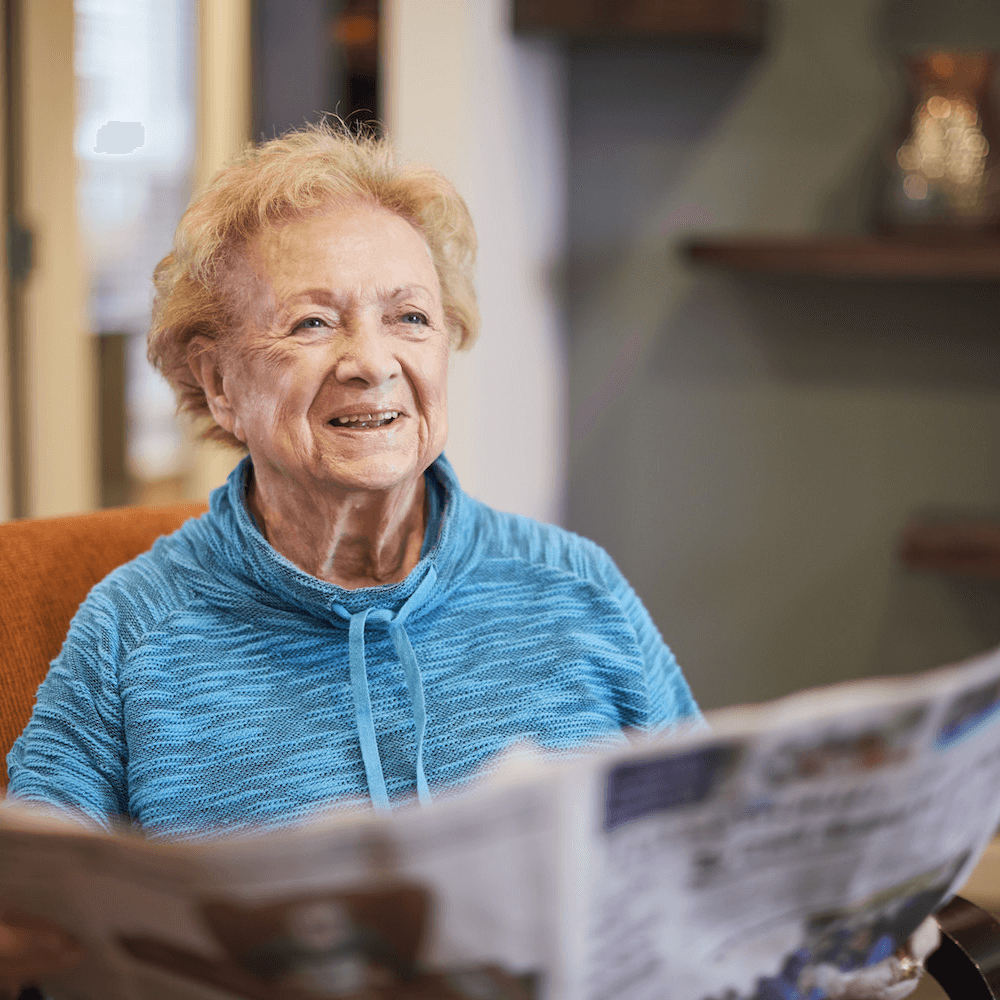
[878,50,1000,234]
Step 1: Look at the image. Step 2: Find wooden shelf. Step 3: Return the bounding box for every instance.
[685,235,1000,281]
[900,518,1000,578]
[512,0,767,47]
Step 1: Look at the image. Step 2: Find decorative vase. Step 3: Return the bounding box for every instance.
[878,50,1000,234]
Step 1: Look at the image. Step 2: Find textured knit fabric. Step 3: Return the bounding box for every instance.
[0,502,207,789]
[7,455,700,839]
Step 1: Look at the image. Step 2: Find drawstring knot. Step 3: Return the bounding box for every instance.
[332,567,437,811]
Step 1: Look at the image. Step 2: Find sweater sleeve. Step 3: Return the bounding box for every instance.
[592,547,702,733]
[6,597,129,831]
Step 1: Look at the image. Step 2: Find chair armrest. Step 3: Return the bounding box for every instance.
[928,894,1000,999]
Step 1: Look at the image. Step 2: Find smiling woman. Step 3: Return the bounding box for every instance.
[187,203,451,588]
[0,119,944,1000]
[6,123,701,841]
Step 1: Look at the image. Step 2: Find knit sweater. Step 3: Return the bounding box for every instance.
[7,455,700,839]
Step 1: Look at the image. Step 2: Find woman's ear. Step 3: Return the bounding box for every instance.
[188,336,241,441]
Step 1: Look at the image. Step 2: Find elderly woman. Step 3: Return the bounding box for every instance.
[1,126,937,1000]
[6,125,698,835]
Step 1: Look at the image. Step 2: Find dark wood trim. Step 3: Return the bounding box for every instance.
[900,517,1000,578]
[96,332,129,509]
[685,234,1000,281]
[512,0,767,47]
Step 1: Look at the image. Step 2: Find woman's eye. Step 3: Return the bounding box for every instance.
[398,311,428,325]
[294,317,327,331]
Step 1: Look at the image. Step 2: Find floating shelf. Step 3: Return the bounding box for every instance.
[900,519,1000,578]
[512,0,767,47]
[685,235,1000,281]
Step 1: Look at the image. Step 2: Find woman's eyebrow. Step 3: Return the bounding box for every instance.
[382,284,434,301]
[282,288,339,307]
[279,286,432,307]
[271,288,343,322]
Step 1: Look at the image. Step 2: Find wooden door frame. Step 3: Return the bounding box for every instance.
[5,0,95,518]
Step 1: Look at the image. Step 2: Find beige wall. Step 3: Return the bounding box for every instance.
[181,0,252,500]
[563,0,1000,708]
[384,0,568,523]
[19,0,95,517]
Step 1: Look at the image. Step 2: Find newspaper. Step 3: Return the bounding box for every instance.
[5,647,1000,1000]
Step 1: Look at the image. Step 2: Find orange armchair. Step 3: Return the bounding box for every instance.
[0,502,207,788]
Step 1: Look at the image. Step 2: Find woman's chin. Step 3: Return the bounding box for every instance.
[315,454,423,496]
[308,420,439,495]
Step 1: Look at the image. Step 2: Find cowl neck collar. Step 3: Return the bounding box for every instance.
[172,453,466,811]
[182,453,461,625]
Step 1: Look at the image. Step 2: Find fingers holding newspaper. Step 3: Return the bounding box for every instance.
[0,912,83,1000]
[801,916,942,1000]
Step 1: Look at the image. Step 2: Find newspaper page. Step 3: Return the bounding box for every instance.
[0,777,557,1000]
[4,648,1000,1000]
[566,645,1000,1000]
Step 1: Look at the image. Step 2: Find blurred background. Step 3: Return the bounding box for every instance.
[2,0,1000,711]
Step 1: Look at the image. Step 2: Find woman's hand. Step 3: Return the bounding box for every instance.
[0,913,83,1000]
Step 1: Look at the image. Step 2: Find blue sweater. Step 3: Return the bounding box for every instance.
[8,455,699,838]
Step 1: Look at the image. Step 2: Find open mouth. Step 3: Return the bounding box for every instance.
[328,410,400,430]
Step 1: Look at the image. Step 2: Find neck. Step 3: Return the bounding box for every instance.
[246,466,428,590]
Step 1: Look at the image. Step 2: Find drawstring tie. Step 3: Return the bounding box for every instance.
[332,567,438,812]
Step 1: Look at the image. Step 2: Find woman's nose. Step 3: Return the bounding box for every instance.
[332,319,399,386]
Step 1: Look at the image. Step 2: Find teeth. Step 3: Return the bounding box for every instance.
[333,411,399,427]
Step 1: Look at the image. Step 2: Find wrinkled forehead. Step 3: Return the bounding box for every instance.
[251,198,435,275]
[219,197,438,336]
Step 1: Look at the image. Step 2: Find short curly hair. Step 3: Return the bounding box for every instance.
[148,123,479,447]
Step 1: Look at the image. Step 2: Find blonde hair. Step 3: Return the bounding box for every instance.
[148,123,479,447]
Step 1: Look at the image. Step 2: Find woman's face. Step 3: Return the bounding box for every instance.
[211,200,450,497]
